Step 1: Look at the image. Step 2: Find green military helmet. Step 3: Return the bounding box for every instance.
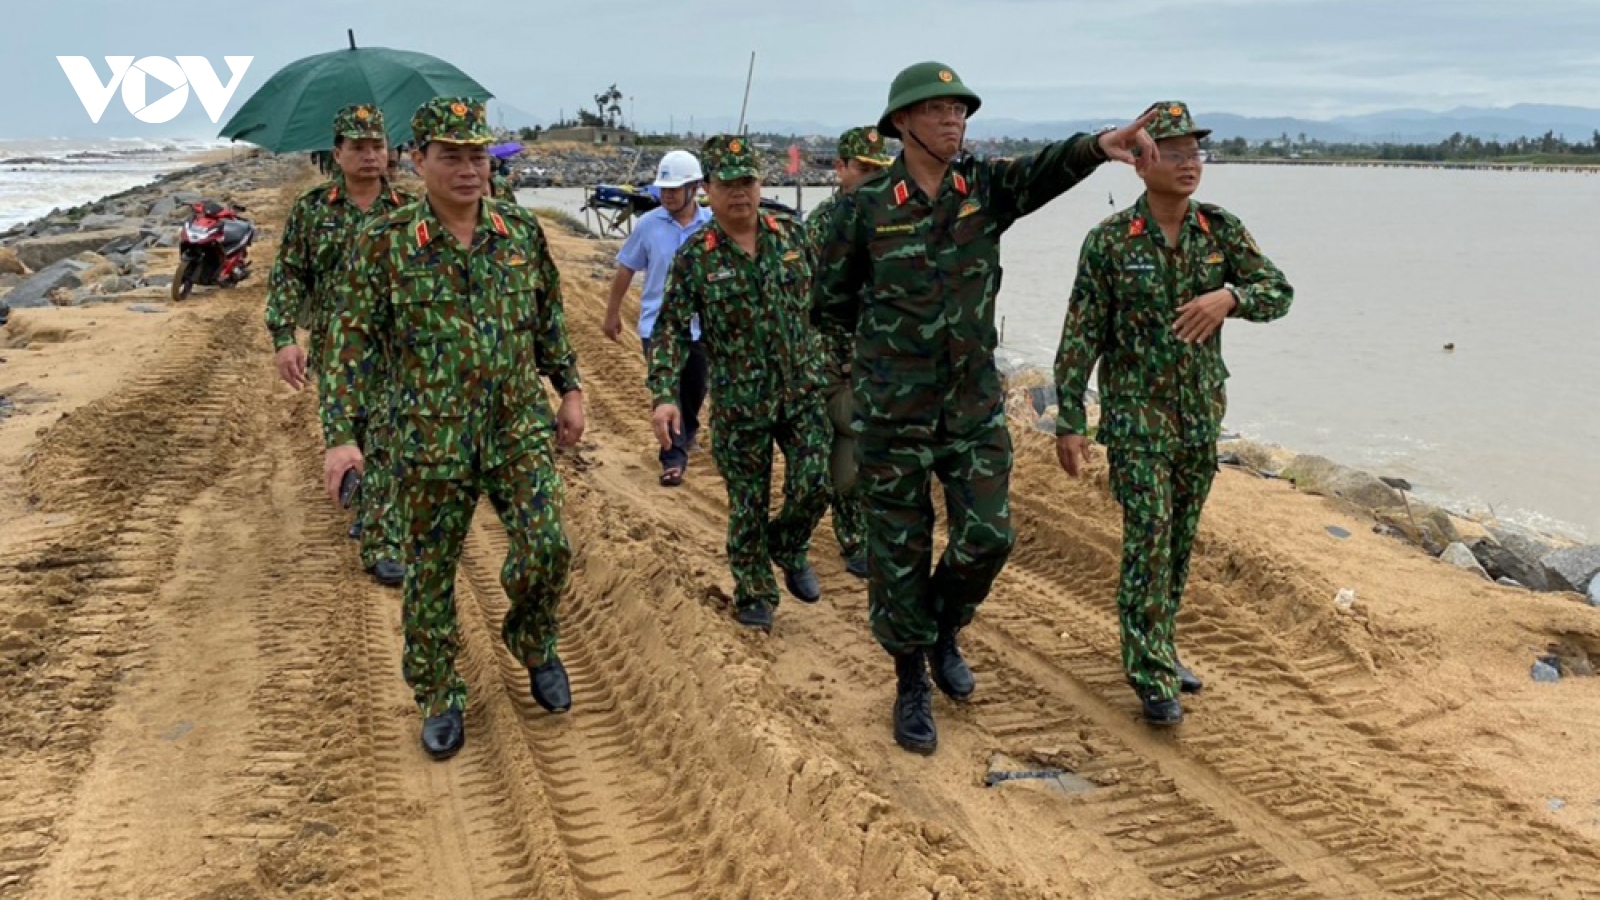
[333,103,386,142]
[411,96,494,147]
[1144,101,1211,141]
[837,126,893,167]
[701,133,761,181]
[878,61,982,139]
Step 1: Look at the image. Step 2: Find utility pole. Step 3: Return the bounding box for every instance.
[737,51,756,135]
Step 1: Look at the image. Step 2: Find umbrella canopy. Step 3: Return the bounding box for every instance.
[489,141,523,160]
[219,32,493,153]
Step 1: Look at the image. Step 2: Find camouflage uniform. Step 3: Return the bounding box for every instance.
[815,68,1109,655]
[490,172,518,204]
[806,126,895,562]
[321,98,582,717]
[649,135,830,614]
[266,103,414,571]
[1054,103,1293,701]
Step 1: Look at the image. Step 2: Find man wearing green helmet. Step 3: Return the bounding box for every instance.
[813,61,1158,755]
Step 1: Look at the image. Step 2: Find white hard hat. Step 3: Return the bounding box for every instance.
[653,150,704,188]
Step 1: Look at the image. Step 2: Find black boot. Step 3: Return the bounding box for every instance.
[1141,692,1184,727]
[421,708,464,760]
[1176,659,1204,694]
[929,623,975,701]
[844,555,869,579]
[893,651,937,755]
[782,564,821,603]
[734,602,774,632]
[529,658,572,713]
[369,559,404,587]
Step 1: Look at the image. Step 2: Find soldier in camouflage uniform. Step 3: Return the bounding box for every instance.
[266,103,415,587]
[814,62,1158,754]
[649,134,830,633]
[806,126,893,580]
[1054,103,1292,726]
[321,97,586,760]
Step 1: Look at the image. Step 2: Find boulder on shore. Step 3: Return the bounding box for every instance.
[1540,545,1600,595]
[1282,454,1406,510]
[15,228,143,270]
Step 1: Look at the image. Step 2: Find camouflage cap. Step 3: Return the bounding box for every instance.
[410,96,493,146]
[1145,101,1211,141]
[837,126,893,167]
[333,103,386,142]
[701,133,761,181]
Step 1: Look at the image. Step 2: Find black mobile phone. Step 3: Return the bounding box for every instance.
[339,469,362,509]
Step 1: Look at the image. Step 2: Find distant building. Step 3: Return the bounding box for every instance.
[538,126,637,146]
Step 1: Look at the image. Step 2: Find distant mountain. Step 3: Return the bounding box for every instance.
[964,105,1600,144]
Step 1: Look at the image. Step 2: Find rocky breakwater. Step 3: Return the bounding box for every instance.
[0,150,300,314]
[995,363,1600,607]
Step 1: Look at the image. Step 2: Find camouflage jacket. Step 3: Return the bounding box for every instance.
[648,213,823,426]
[265,173,414,350]
[802,192,848,378]
[1053,195,1292,451]
[490,174,518,204]
[320,197,582,478]
[813,136,1104,438]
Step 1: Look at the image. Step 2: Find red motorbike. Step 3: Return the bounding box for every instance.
[172,200,255,301]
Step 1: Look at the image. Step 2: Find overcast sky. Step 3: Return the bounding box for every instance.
[5,0,1600,139]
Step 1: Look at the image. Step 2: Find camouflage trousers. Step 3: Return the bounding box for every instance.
[350,415,402,569]
[1108,444,1218,701]
[859,420,1016,655]
[396,447,571,717]
[824,372,864,559]
[711,398,830,611]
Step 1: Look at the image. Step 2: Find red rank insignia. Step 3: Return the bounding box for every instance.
[414,220,431,248]
[892,180,910,206]
[1129,217,1146,237]
[952,173,968,195]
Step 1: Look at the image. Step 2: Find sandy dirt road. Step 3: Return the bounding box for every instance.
[2,165,1599,899]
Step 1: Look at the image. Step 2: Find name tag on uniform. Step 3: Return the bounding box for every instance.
[873,224,915,235]
[317,219,340,229]
[707,268,736,283]
[1123,262,1156,273]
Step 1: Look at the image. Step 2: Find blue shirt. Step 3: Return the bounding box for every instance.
[617,205,712,341]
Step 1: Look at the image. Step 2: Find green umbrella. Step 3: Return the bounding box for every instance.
[219,30,493,153]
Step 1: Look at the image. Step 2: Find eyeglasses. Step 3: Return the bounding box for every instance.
[916,100,969,121]
[1159,149,1210,165]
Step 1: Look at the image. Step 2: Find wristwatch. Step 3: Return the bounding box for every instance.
[1223,282,1243,311]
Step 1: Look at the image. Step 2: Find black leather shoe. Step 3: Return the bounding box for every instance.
[1176,661,1204,694]
[893,651,938,754]
[529,658,572,713]
[734,603,774,632]
[370,559,404,588]
[1141,693,1184,727]
[347,520,363,540]
[782,564,821,603]
[421,709,464,760]
[929,627,975,701]
[844,555,869,579]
